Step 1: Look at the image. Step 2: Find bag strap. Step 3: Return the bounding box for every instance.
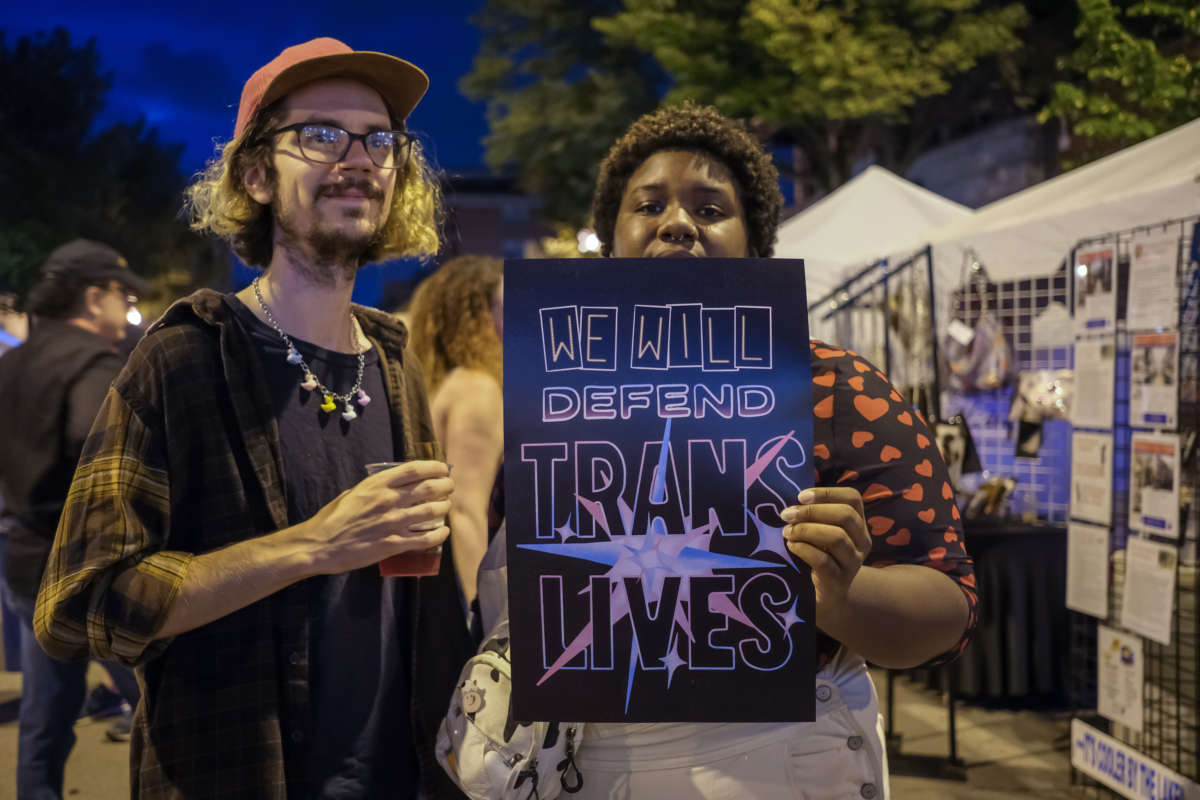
[514,762,541,800]
[557,726,583,793]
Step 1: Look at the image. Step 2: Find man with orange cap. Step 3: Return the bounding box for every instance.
[36,40,472,799]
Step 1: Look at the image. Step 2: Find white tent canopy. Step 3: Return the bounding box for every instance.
[774,165,973,306]
[923,116,1200,288]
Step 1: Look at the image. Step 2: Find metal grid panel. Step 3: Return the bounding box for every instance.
[945,272,1072,522]
[815,248,942,421]
[1130,220,1200,784]
[1071,216,1200,796]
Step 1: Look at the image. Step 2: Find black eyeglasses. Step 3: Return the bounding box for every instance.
[268,123,414,170]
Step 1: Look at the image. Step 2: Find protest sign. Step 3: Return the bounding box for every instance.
[504,257,815,722]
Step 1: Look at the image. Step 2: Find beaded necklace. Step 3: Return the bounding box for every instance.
[252,276,371,420]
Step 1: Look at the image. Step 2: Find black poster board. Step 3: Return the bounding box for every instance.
[503,257,816,723]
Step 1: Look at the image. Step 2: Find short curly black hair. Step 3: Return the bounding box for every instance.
[591,103,783,258]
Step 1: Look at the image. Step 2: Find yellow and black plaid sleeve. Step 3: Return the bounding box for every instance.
[35,386,193,665]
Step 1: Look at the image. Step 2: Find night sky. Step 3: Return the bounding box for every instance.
[8,2,491,175]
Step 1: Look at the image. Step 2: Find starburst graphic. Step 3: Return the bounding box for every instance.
[518,419,808,710]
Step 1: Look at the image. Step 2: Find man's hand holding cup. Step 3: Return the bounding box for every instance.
[365,459,453,577]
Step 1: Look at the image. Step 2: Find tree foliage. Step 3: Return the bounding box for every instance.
[460,0,664,227]
[1042,0,1200,165]
[465,0,1033,221]
[594,0,1029,196]
[0,28,225,304]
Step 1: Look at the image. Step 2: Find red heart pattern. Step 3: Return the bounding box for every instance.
[815,395,834,418]
[863,483,892,503]
[868,516,894,536]
[807,339,975,665]
[854,395,890,421]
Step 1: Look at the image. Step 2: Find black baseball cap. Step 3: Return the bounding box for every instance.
[41,239,150,296]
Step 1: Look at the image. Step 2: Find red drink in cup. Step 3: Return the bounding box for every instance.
[379,547,442,577]
[365,461,448,577]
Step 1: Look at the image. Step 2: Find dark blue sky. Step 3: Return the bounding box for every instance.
[9,1,491,175]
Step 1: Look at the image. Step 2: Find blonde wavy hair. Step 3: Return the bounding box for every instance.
[185,100,442,267]
[407,255,503,392]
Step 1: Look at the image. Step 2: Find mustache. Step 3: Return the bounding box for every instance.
[316,179,385,201]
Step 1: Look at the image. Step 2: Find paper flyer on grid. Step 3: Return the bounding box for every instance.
[1071,432,1113,526]
[1066,521,1109,619]
[1097,624,1144,733]
[1074,244,1117,336]
[1127,234,1180,331]
[1128,432,1181,539]
[1130,332,1178,429]
[1071,338,1115,429]
[1120,536,1178,646]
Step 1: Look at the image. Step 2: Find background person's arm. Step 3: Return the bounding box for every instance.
[435,370,503,605]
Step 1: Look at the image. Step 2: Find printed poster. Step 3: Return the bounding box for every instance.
[1130,332,1178,429]
[1127,234,1180,331]
[1066,521,1109,619]
[1071,337,1115,429]
[1120,536,1178,646]
[1071,432,1113,526]
[504,258,816,722]
[1074,244,1117,336]
[1097,624,1143,733]
[1128,433,1181,538]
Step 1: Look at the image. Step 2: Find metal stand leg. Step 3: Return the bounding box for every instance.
[885,667,968,781]
[885,668,902,753]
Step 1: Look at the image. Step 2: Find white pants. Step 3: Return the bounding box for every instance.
[571,648,889,800]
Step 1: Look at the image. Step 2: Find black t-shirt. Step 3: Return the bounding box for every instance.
[226,295,418,799]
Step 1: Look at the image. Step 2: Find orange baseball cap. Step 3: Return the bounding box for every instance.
[234,37,429,139]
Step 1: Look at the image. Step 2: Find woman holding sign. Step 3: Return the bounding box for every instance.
[451,104,976,800]
[589,105,972,798]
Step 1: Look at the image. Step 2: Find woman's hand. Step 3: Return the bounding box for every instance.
[780,487,871,620]
[778,486,971,667]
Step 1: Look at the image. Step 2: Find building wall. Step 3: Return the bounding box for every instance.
[441,185,552,261]
[906,116,1055,209]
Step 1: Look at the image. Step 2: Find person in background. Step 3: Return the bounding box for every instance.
[34,39,472,799]
[407,255,504,610]
[0,240,146,798]
[470,104,978,799]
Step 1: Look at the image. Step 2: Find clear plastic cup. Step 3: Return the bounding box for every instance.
[365,461,449,577]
